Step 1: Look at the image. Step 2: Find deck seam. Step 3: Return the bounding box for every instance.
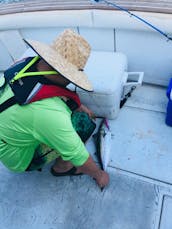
[108,165,172,190]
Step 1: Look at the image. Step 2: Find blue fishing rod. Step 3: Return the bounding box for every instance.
[93,0,172,41]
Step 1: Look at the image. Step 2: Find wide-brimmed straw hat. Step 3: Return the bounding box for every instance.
[24,29,93,91]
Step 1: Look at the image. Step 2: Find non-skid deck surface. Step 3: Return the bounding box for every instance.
[1,0,172,15]
[109,106,172,183]
[0,165,158,229]
[109,84,172,184]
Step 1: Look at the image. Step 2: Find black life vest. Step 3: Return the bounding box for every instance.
[0,56,81,112]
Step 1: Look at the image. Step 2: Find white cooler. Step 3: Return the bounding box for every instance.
[72,51,143,119]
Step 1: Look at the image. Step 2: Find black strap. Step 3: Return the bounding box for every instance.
[0,96,17,113]
[120,86,136,108]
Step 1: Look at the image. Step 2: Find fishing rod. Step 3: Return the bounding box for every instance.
[92,0,172,41]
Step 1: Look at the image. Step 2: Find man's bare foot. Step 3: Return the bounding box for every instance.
[52,157,73,173]
[52,157,81,175]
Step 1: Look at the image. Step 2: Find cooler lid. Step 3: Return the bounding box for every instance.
[83,51,128,93]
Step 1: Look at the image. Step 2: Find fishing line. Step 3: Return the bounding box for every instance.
[92,0,172,41]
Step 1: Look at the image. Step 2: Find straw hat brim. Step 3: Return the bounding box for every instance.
[24,39,93,92]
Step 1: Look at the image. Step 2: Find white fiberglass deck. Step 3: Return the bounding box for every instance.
[1,83,172,229]
[109,84,172,184]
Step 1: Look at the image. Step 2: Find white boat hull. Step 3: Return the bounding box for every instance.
[0,9,172,85]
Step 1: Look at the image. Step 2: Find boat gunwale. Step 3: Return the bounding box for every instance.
[1,0,172,15]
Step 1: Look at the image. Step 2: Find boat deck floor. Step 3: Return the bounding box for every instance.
[109,84,172,184]
[1,0,172,15]
[1,83,172,229]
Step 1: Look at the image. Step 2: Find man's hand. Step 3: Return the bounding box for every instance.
[94,170,109,189]
[77,104,96,119]
[77,156,109,189]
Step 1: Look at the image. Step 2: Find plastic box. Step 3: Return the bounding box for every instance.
[166,78,172,126]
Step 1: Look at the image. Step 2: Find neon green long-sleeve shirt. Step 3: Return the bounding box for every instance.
[0,86,89,172]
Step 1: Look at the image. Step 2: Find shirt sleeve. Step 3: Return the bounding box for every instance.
[33,102,89,166]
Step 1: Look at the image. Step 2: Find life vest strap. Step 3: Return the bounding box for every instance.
[0,96,16,113]
[11,56,58,84]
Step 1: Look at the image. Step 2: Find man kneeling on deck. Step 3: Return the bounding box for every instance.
[0,29,109,189]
